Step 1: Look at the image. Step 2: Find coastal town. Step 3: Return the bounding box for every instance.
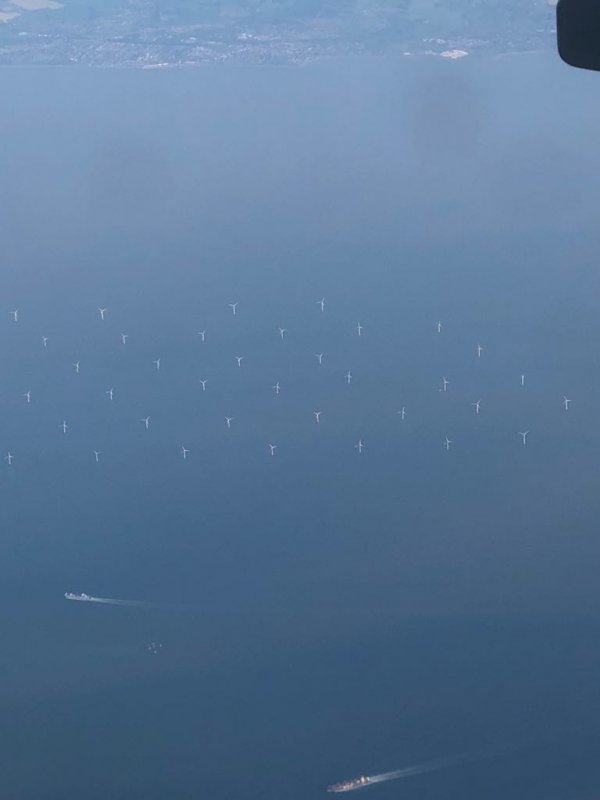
[0,0,556,67]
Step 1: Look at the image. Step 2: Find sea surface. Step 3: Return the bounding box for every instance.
[1,53,600,799]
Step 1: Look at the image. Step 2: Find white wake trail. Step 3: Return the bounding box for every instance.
[85,596,157,608]
[368,753,474,784]
[328,742,528,792]
[65,592,161,609]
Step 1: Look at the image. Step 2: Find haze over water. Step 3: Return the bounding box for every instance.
[2,54,600,799]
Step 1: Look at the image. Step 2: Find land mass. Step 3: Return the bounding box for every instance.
[0,0,556,67]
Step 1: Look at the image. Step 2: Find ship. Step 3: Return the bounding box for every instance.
[64,592,92,601]
[327,776,372,793]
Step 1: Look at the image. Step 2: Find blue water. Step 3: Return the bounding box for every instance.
[2,54,600,798]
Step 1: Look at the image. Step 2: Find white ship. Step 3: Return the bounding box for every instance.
[327,777,372,793]
[64,592,92,601]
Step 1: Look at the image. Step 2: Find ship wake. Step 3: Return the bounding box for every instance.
[66,593,159,608]
[329,741,526,793]
[368,753,475,785]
